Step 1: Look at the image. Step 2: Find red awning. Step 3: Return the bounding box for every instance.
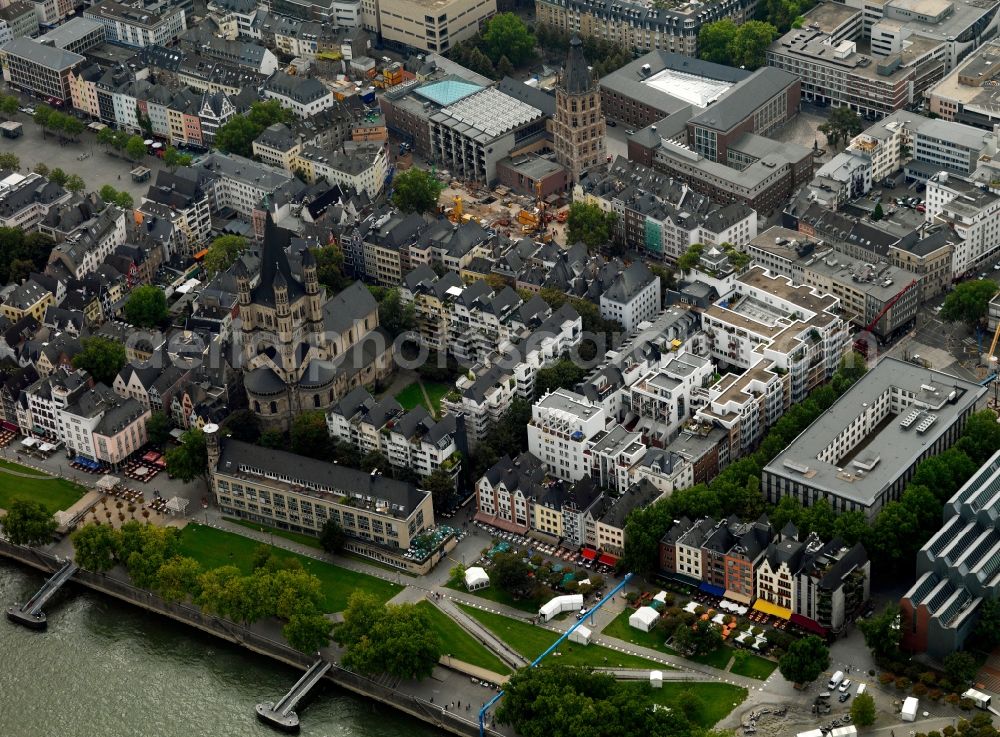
[598,553,617,566]
[1,421,18,432]
[790,613,827,636]
[581,548,597,560]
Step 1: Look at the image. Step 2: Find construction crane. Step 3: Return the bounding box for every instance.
[852,279,919,357]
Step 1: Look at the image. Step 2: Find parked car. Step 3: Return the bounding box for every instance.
[839,692,851,703]
[839,679,852,693]
[607,120,617,127]
[625,128,635,135]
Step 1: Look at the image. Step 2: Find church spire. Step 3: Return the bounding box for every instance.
[563,36,594,95]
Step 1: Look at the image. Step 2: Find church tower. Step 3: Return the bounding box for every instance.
[301,246,323,326]
[553,36,606,183]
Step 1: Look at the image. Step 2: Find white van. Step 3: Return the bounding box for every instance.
[827,671,844,690]
[856,683,866,697]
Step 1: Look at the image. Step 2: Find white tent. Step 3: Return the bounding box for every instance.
[464,566,490,591]
[650,671,663,688]
[95,475,119,492]
[797,730,824,737]
[20,437,36,447]
[629,606,660,633]
[653,591,667,604]
[711,613,727,625]
[165,496,189,515]
[538,594,584,622]
[683,601,699,614]
[569,625,592,645]
[901,697,918,722]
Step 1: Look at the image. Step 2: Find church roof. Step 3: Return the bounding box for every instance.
[252,212,305,307]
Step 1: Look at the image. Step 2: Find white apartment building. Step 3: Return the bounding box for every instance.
[588,424,645,493]
[626,352,714,447]
[294,143,388,199]
[600,262,660,333]
[19,367,91,442]
[528,389,608,482]
[200,152,305,218]
[0,172,71,231]
[84,0,186,47]
[46,206,128,279]
[925,171,1000,276]
[263,71,334,118]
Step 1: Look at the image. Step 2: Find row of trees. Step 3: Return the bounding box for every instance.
[566,202,618,253]
[760,0,817,33]
[622,354,869,574]
[0,227,54,285]
[534,24,634,78]
[71,521,333,652]
[97,127,149,162]
[216,100,295,159]
[447,14,536,80]
[497,666,700,737]
[0,153,18,171]
[32,164,85,193]
[33,106,84,142]
[698,20,778,70]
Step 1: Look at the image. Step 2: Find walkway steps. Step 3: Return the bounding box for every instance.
[6,560,77,630]
[255,658,330,732]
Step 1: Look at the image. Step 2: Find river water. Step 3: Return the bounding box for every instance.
[0,561,441,737]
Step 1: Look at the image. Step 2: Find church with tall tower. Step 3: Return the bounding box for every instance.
[239,213,394,430]
[553,36,607,182]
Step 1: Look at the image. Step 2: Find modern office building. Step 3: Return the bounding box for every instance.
[528,389,608,482]
[0,36,83,102]
[0,2,39,44]
[84,0,187,47]
[377,0,496,53]
[763,358,985,518]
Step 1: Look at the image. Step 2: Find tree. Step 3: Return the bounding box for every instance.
[71,523,120,571]
[290,410,332,460]
[942,279,999,328]
[0,95,17,119]
[97,127,116,149]
[203,234,248,276]
[163,147,192,169]
[956,410,1000,464]
[2,499,56,546]
[319,518,346,554]
[125,135,147,162]
[312,243,349,292]
[64,174,86,194]
[858,604,901,661]
[819,106,863,147]
[566,202,617,252]
[165,428,209,486]
[215,116,261,158]
[851,691,877,727]
[99,185,133,210]
[833,510,870,547]
[48,167,69,186]
[868,501,921,573]
[678,243,705,272]
[145,411,173,447]
[622,497,674,573]
[481,13,536,66]
[802,498,836,540]
[391,168,443,214]
[496,55,515,79]
[284,612,333,653]
[374,287,416,337]
[972,598,1000,652]
[259,429,285,449]
[7,259,34,284]
[729,21,777,69]
[72,336,127,385]
[492,550,533,597]
[33,162,49,177]
[698,19,737,64]
[944,651,977,687]
[336,592,442,680]
[223,409,260,443]
[668,483,723,520]
[124,285,169,327]
[155,556,202,602]
[0,153,19,170]
[33,105,52,131]
[535,359,587,398]
[61,116,83,141]
[872,202,884,221]
[424,469,456,512]
[778,635,830,685]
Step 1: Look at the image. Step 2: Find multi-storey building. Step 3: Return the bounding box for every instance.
[46,205,128,280]
[528,389,608,482]
[263,71,334,118]
[553,36,605,182]
[599,262,660,333]
[535,0,757,57]
[0,36,83,102]
[208,430,437,567]
[84,0,187,47]
[378,0,496,53]
[198,152,306,218]
[0,2,39,44]
[763,358,984,518]
[59,382,149,467]
[625,352,714,448]
[924,172,1000,278]
[589,479,662,557]
[19,366,90,442]
[293,142,387,198]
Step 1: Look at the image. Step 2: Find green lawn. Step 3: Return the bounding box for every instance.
[602,609,678,654]
[0,461,87,513]
[627,682,748,729]
[445,580,540,613]
[394,380,452,417]
[415,601,510,675]
[603,610,774,680]
[176,523,400,612]
[457,604,669,670]
[730,652,777,680]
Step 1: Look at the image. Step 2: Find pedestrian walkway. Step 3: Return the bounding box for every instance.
[432,595,528,670]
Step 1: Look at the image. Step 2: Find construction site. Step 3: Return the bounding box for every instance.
[437,180,570,243]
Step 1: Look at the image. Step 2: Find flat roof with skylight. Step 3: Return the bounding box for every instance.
[642,67,734,107]
[763,357,984,515]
